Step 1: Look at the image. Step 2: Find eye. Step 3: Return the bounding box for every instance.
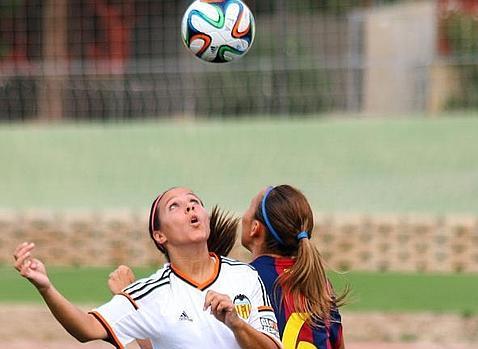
[190,198,201,206]
[168,202,178,210]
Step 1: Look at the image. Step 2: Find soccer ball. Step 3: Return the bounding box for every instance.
[181,0,255,63]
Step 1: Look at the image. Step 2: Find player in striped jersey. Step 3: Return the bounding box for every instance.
[109,185,348,349]
[242,185,348,349]
[13,187,281,349]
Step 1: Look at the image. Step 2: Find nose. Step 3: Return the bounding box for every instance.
[186,203,195,212]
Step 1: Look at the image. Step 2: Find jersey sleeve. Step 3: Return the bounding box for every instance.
[247,273,283,348]
[327,279,344,349]
[329,308,344,349]
[89,294,150,349]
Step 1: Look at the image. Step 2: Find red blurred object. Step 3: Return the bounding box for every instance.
[87,0,135,73]
[438,0,478,55]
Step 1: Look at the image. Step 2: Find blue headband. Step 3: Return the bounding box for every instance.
[296,231,309,241]
[261,186,285,245]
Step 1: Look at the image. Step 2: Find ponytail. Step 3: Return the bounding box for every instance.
[277,238,348,325]
[257,185,349,326]
[208,205,239,257]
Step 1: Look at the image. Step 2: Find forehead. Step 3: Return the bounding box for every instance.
[250,187,267,209]
[160,187,198,205]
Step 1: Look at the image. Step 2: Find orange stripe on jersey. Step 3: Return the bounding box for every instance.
[202,0,225,3]
[89,311,124,349]
[120,292,139,310]
[171,253,220,290]
[258,306,274,312]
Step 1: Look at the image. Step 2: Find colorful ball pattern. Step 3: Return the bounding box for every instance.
[181,0,255,63]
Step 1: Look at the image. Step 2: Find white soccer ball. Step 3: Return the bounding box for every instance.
[181,0,255,63]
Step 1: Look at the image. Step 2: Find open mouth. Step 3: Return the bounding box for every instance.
[190,215,199,225]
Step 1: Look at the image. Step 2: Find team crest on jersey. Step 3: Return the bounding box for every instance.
[233,294,252,319]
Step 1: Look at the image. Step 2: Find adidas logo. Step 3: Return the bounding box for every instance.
[179,310,193,322]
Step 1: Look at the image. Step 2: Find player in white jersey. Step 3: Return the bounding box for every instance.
[93,255,278,349]
[13,187,282,349]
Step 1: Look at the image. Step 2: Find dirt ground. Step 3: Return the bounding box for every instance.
[1,305,477,349]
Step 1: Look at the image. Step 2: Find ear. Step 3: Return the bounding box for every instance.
[250,219,265,240]
[153,230,167,245]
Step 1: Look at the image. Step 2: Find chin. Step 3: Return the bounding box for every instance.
[190,232,209,244]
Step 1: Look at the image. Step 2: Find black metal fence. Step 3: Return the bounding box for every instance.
[0,0,476,120]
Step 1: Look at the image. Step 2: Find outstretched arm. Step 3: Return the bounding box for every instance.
[205,290,281,349]
[13,242,108,343]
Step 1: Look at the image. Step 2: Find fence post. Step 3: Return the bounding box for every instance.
[38,0,68,121]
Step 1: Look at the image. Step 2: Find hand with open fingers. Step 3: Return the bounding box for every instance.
[204,290,241,329]
[13,242,51,291]
[108,265,136,295]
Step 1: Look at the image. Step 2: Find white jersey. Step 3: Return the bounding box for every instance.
[90,254,282,349]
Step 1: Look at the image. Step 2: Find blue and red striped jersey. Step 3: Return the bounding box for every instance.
[251,255,343,349]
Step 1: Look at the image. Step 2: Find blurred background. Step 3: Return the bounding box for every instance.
[0,0,478,348]
[1,0,477,119]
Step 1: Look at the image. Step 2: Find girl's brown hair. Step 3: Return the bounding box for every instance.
[208,205,239,257]
[148,190,238,259]
[255,185,348,325]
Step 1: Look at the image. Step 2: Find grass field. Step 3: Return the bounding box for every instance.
[1,266,477,313]
[0,115,477,214]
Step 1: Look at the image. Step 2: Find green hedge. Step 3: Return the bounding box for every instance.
[442,11,478,109]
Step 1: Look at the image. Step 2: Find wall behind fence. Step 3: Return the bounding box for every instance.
[1,210,477,272]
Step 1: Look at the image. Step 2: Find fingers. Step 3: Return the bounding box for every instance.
[14,251,31,271]
[118,265,134,276]
[12,243,50,291]
[16,254,37,279]
[13,242,35,272]
[13,242,34,261]
[204,290,234,314]
[216,301,233,314]
[13,242,27,260]
[122,265,135,280]
[29,259,40,271]
[203,290,215,310]
[19,259,33,276]
[108,265,136,295]
[204,290,237,326]
[109,265,135,281]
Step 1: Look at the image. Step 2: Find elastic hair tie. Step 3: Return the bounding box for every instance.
[296,231,309,241]
[261,186,285,245]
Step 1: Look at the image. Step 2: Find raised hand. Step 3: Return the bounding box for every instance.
[108,265,136,295]
[204,290,241,329]
[108,266,153,349]
[13,242,51,291]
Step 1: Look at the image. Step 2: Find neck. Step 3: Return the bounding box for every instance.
[169,245,215,283]
[248,241,288,261]
[248,242,278,260]
[249,245,264,260]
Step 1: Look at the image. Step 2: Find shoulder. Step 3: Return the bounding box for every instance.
[217,257,272,306]
[219,256,261,282]
[220,256,256,272]
[250,255,272,268]
[121,264,172,303]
